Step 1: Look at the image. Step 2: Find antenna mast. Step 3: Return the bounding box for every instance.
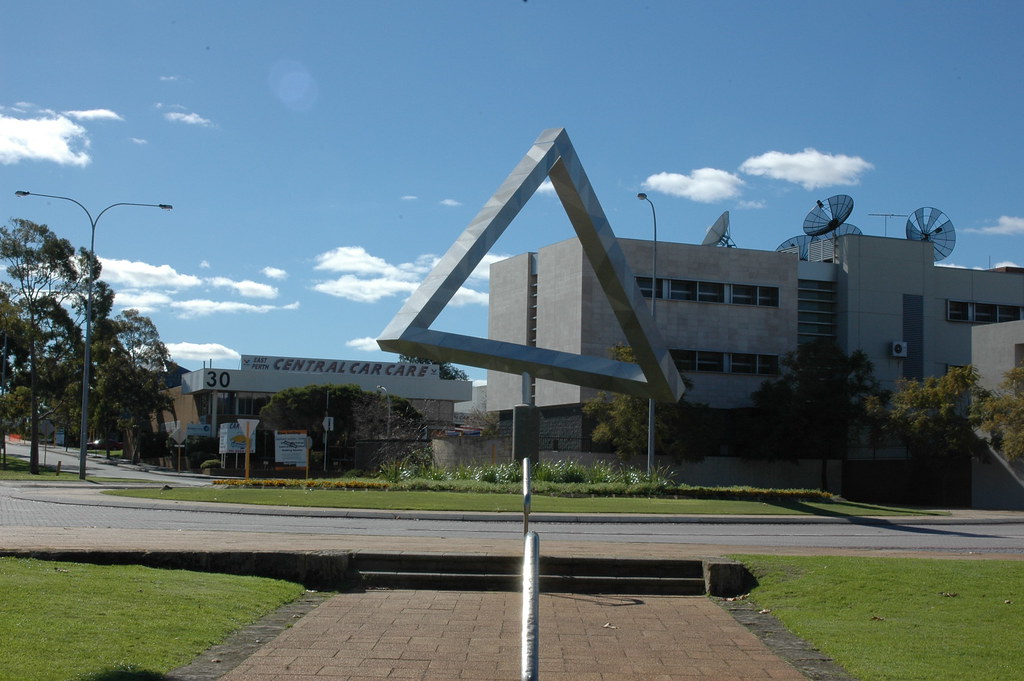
[868,212,908,237]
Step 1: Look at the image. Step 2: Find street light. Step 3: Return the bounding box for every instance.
[376,385,392,439]
[637,192,657,475]
[15,191,172,479]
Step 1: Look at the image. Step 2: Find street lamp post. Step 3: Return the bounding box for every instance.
[637,193,657,476]
[14,191,172,479]
[376,385,392,439]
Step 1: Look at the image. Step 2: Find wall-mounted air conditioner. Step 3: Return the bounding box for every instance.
[890,341,908,358]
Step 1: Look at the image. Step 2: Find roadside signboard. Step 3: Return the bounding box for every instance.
[275,430,308,466]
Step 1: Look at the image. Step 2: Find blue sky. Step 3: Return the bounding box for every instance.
[3,1,1023,381]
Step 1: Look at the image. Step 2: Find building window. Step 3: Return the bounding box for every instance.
[696,351,725,372]
[731,284,756,305]
[671,349,695,372]
[947,300,969,321]
[672,349,778,375]
[669,279,697,301]
[757,287,780,307]
[697,282,725,303]
[730,353,756,373]
[947,299,1023,324]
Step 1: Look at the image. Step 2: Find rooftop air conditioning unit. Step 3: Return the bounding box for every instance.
[890,341,908,358]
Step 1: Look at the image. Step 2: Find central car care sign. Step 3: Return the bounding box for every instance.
[241,355,440,379]
[275,430,307,465]
[219,422,256,455]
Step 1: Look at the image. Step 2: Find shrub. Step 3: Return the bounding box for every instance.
[199,459,222,469]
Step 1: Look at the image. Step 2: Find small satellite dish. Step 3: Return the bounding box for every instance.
[701,211,736,247]
[803,194,854,236]
[906,207,955,261]
[776,234,814,260]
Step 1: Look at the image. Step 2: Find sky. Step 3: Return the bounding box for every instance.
[2,1,1023,382]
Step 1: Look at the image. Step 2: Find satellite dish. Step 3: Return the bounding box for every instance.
[701,211,736,247]
[803,194,854,236]
[906,207,955,261]
[776,235,814,260]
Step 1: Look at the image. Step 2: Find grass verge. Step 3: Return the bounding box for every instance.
[107,485,939,516]
[734,555,1021,681]
[0,557,306,681]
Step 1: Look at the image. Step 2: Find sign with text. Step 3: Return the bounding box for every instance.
[275,430,308,465]
[218,422,257,455]
[241,355,439,380]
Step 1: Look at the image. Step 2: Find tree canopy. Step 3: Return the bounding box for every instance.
[750,339,882,463]
[583,345,710,462]
[867,365,987,461]
[972,366,1024,460]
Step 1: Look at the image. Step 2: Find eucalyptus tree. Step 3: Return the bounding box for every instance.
[0,219,86,473]
[90,309,173,462]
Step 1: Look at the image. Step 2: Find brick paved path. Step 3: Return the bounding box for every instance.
[219,590,807,681]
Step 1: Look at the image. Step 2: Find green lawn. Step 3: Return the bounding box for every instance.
[107,485,940,516]
[734,555,1022,681]
[0,557,306,681]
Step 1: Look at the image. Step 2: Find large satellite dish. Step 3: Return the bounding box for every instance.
[803,194,854,236]
[701,211,736,247]
[906,206,955,262]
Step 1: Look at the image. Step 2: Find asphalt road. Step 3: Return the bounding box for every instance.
[2,441,1023,555]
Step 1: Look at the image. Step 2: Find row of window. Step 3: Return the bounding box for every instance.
[637,277,780,307]
[947,300,1022,324]
[671,349,780,375]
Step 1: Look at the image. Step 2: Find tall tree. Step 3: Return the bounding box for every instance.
[90,309,173,462]
[749,340,882,488]
[0,220,84,473]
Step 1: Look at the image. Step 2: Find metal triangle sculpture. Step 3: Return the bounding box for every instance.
[377,128,685,402]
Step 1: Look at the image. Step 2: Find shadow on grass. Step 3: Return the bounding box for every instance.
[74,669,164,681]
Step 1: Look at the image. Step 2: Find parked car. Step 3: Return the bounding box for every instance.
[88,438,122,450]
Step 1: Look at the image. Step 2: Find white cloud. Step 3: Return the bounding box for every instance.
[314,245,427,280]
[312,245,491,306]
[450,287,489,306]
[313,275,419,302]
[207,276,278,299]
[738,199,766,210]
[965,216,1024,235]
[159,75,180,82]
[536,179,556,195]
[440,198,462,207]
[130,138,148,145]
[112,290,175,313]
[401,195,418,201]
[346,336,381,352]
[262,266,288,280]
[199,260,211,268]
[169,299,299,319]
[0,113,91,166]
[99,258,203,289]
[165,111,213,127]
[166,341,240,362]
[993,260,1022,269]
[63,109,123,121]
[642,168,744,202]
[740,148,873,190]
